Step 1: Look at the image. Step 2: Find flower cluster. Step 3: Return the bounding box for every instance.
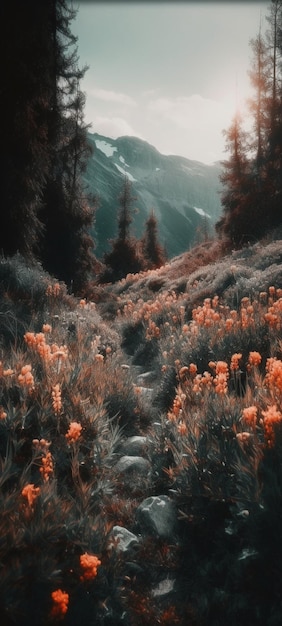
[46,283,61,298]
[21,483,40,508]
[79,553,101,581]
[192,297,221,328]
[18,364,34,389]
[51,589,69,618]
[24,329,68,366]
[242,406,258,429]
[264,357,282,394]
[261,404,282,447]
[65,421,82,444]
[248,351,262,367]
[230,353,242,371]
[52,383,62,415]
[33,439,54,482]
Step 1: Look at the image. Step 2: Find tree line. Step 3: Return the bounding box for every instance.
[0,0,165,293]
[1,0,96,293]
[217,0,282,247]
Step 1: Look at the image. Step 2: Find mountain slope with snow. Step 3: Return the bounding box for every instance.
[84,132,223,259]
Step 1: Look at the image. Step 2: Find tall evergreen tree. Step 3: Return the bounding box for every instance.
[0,0,96,292]
[216,112,252,246]
[264,0,282,224]
[141,211,166,269]
[0,0,51,257]
[217,0,282,246]
[101,177,145,282]
[39,0,96,290]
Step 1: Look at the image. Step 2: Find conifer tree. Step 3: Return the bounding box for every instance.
[101,177,145,282]
[0,0,50,257]
[217,0,282,246]
[0,0,96,292]
[216,112,252,246]
[141,211,166,269]
[264,0,282,224]
[39,0,96,291]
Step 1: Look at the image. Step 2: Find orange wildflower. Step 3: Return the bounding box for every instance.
[236,432,252,444]
[264,357,282,393]
[242,406,257,428]
[225,318,234,331]
[18,364,34,389]
[52,383,62,415]
[3,368,14,377]
[189,363,197,376]
[214,372,228,395]
[248,351,262,367]
[21,483,40,507]
[51,589,69,618]
[177,421,188,435]
[42,324,52,333]
[261,404,282,446]
[215,361,229,375]
[40,451,54,482]
[65,421,82,444]
[0,407,7,420]
[178,366,189,380]
[95,353,104,362]
[80,553,101,581]
[230,353,242,371]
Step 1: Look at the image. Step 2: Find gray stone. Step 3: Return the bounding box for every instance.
[136,371,157,385]
[118,436,150,456]
[135,495,178,539]
[108,525,139,554]
[151,577,175,598]
[115,455,151,475]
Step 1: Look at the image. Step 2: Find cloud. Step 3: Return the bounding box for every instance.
[148,94,233,131]
[88,115,143,140]
[88,87,136,106]
[145,93,238,163]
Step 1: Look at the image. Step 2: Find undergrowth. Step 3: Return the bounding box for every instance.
[2,251,282,624]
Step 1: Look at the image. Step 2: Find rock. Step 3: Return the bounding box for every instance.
[108,525,139,554]
[118,436,151,456]
[135,495,178,539]
[151,577,175,598]
[115,455,151,475]
[136,371,157,385]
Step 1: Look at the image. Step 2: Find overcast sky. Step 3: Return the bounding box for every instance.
[72,1,269,164]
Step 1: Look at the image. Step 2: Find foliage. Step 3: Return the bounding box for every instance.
[141,211,166,270]
[217,0,282,247]
[0,0,96,292]
[2,241,282,623]
[100,178,146,282]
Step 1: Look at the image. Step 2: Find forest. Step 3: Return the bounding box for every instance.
[1,1,282,625]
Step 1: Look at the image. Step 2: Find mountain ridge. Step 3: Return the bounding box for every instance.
[84,132,223,259]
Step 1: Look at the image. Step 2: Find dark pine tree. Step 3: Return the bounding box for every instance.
[0,0,51,257]
[141,211,166,269]
[39,0,96,291]
[216,111,254,247]
[101,177,145,282]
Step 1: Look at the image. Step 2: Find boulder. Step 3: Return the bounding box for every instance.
[135,495,178,539]
[118,436,150,456]
[115,455,151,475]
[108,525,139,554]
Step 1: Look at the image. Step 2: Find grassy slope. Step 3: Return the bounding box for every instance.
[1,238,282,624]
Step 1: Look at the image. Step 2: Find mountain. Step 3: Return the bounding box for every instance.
[84,132,223,259]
